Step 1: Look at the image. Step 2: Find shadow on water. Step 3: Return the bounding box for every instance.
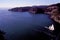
[0,30,6,40]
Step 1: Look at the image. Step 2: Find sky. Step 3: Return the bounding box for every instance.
[0,0,60,8]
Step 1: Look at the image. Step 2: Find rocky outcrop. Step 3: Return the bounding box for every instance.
[44,3,60,24]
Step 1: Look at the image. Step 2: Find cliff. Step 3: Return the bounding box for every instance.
[44,3,60,24]
[8,5,48,13]
[8,7,31,12]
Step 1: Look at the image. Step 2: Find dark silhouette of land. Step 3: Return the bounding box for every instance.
[8,5,48,14]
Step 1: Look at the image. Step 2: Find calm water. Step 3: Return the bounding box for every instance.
[0,9,53,40]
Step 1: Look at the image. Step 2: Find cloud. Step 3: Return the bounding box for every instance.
[0,3,44,8]
[0,0,60,8]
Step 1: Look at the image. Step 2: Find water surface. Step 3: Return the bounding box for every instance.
[0,9,53,40]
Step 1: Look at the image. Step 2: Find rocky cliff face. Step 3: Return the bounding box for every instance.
[44,3,60,24]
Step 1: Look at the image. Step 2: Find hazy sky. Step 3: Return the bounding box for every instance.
[0,0,60,8]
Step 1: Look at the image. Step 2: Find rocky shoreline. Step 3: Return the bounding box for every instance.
[8,3,60,24]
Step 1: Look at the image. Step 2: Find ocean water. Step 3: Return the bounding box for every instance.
[0,9,53,40]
